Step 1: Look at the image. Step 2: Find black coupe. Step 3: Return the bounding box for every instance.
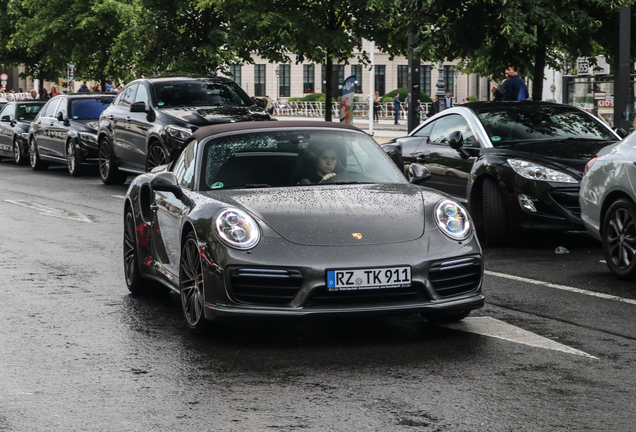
[383,101,622,245]
[123,121,484,333]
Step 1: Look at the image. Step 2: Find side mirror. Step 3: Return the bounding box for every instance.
[150,171,183,198]
[408,163,432,184]
[56,112,65,122]
[613,127,628,139]
[130,101,148,113]
[0,115,10,122]
[448,130,471,159]
[252,97,267,109]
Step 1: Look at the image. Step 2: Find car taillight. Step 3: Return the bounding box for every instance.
[584,156,597,175]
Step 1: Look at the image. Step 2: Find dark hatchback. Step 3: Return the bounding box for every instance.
[28,94,115,175]
[0,100,45,165]
[97,76,274,185]
[383,101,622,245]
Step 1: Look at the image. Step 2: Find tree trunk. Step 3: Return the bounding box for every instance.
[532,28,546,101]
[325,54,333,122]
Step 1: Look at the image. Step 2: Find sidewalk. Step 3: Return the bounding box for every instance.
[276,115,410,142]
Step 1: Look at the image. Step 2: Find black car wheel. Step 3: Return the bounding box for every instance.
[29,137,48,170]
[602,199,636,279]
[124,209,145,294]
[146,144,168,172]
[13,137,27,165]
[482,177,510,246]
[99,137,127,184]
[180,231,209,334]
[66,140,82,176]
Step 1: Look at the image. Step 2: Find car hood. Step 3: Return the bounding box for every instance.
[159,105,272,126]
[207,184,425,246]
[493,139,616,172]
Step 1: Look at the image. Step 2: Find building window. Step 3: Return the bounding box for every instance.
[303,65,315,93]
[254,65,266,96]
[351,65,362,93]
[375,65,385,96]
[279,64,290,97]
[420,65,431,96]
[229,65,241,86]
[444,65,455,96]
[321,65,345,94]
[397,65,409,89]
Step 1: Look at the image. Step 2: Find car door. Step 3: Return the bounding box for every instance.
[33,98,62,157]
[127,83,152,168]
[401,122,435,170]
[47,97,69,159]
[0,103,15,153]
[415,114,478,200]
[153,140,198,276]
[111,83,138,164]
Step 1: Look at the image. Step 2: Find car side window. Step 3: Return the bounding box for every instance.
[57,98,67,118]
[428,114,475,147]
[42,99,61,118]
[119,84,138,108]
[172,139,198,190]
[1,104,15,121]
[134,84,149,105]
[413,121,434,138]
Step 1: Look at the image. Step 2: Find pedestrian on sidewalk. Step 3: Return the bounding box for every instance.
[500,66,528,101]
[445,92,453,108]
[393,93,401,125]
[428,95,439,118]
[373,91,379,121]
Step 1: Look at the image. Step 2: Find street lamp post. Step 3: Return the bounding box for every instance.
[275,66,280,106]
[435,61,446,113]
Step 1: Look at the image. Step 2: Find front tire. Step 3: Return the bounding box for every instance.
[146,144,168,172]
[180,232,210,334]
[13,137,27,165]
[66,140,82,176]
[482,177,510,246]
[602,199,636,279]
[29,137,48,170]
[124,209,146,294]
[99,137,127,184]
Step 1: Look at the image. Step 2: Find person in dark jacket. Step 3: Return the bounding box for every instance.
[77,81,90,92]
[428,95,439,117]
[393,93,401,125]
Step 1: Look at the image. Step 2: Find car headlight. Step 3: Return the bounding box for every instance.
[165,125,193,141]
[215,208,260,250]
[507,158,577,183]
[79,132,98,143]
[435,200,472,241]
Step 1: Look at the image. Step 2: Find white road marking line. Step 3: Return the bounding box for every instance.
[112,195,126,199]
[485,270,636,306]
[439,317,598,359]
[4,200,92,223]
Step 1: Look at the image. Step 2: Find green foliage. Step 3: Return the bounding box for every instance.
[469,95,478,102]
[301,93,326,102]
[382,88,431,103]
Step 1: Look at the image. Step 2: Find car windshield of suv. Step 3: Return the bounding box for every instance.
[153,80,253,108]
[474,105,617,146]
[17,104,44,121]
[70,98,112,120]
[200,130,406,190]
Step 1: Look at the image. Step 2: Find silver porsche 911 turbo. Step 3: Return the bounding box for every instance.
[123,121,484,333]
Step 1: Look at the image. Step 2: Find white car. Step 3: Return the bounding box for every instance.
[580,132,636,278]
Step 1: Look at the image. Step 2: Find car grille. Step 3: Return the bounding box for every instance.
[228,267,303,305]
[304,283,430,307]
[550,187,581,219]
[428,256,482,298]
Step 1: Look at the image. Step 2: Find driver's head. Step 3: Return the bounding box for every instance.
[308,142,339,177]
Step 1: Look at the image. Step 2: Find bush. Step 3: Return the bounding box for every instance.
[469,95,478,102]
[381,87,432,103]
[288,97,299,102]
[301,92,326,102]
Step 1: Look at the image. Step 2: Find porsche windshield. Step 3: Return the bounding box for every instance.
[200,130,406,189]
[152,80,253,108]
[474,105,617,146]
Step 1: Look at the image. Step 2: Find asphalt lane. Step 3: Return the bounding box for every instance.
[1,160,636,431]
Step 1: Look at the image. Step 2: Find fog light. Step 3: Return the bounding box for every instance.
[518,194,537,212]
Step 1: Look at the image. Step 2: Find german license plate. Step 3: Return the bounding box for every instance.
[326,266,411,292]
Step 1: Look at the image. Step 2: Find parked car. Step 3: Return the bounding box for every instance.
[98,76,274,185]
[28,94,115,175]
[123,121,484,333]
[382,101,623,246]
[580,132,636,278]
[0,100,45,164]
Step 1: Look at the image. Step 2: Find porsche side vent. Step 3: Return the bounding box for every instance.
[550,187,581,219]
[228,268,303,305]
[428,256,482,298]
[304,283,429,308]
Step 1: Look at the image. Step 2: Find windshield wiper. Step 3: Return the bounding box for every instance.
[244,183,272,188]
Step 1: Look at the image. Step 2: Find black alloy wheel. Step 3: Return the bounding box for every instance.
[146,144,168,172]
[482,177,510,246]
[29,137,47,170]
[99,137,127,185]
[66,140,82,176]
[602,198,636,279]
[124,209,145,294]
[13,137,27,165]
[180,232,209,334]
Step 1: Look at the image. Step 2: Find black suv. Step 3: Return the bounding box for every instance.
[28,94,115,175]
[97,76,273,184]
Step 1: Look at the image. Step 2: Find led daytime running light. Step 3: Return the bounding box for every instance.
[435,200,472,241]
[215,208,260,250]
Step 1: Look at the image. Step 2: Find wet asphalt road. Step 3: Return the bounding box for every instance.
[1,161,636,431]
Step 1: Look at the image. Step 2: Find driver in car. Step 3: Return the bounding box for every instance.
[299,143,341,184]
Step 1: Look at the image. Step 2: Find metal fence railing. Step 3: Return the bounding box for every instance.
[1,93,32,101]
[273,101,433,120]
